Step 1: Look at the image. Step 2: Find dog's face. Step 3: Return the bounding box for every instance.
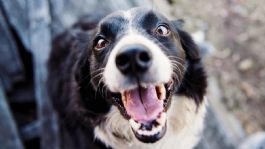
[88,8,187,143]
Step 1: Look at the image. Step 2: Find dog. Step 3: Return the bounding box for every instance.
[48,7,207,149]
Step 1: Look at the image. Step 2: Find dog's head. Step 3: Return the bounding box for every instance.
[77,7,205,143]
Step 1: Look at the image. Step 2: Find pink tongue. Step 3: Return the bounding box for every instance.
[124,85,163,123]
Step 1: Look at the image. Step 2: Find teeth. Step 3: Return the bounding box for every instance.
[167,80,173,90]
[156,84,166,100]
[141,84,148,89]
[121,92,126,104]
[136,125,163,136]
[130,113,167,137]
[129,119,141,130]
[157,112,166,125]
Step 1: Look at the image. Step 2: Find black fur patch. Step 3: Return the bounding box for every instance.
[175,29,207,106]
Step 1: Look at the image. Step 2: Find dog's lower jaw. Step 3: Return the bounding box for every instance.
[94,96,207,149]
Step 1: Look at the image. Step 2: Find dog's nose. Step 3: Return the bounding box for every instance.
[116,45,152,74]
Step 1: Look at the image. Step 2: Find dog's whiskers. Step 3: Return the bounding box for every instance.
[171,63,183,75]
[91,68,105,75]
[172,68,180,84]
[169,62,185,70]
[170,59,185,70]
[171,63,183,83]
[91,72,105,95]
[172,66,185,79]
[169,58,186,84]
[79,68,105,83]
[168,56,185,62]
[99,78,108,96]
[101,84,108,97]
[89,72,104,83]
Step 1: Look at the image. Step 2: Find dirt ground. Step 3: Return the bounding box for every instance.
[163,0,265,135]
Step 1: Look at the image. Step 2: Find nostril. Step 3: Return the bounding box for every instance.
[116,54,128,66]
[116,45,152,74]
[116,54,130,73]
[135,50,152,72]
[139,51,151,63]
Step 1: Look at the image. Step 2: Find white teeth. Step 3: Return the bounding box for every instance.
[141,84,148,89]
[130,113,167,137]
[136,125,163,136]
[129,119,141,130]
[167,80,173,90]
[157,112,166,125]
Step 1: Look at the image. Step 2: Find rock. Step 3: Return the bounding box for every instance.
[238,59,253,71]
[240,82,255,99]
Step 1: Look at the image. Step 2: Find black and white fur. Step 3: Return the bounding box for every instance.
[48,7,207,149]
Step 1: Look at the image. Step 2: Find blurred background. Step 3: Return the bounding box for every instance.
[0,0,264,148]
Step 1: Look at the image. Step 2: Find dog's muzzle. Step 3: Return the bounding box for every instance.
[104,34,174,143]
[111,44,172,143]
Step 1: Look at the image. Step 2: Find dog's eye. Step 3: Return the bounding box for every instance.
[156,25,170,36]
[95,38,109,50]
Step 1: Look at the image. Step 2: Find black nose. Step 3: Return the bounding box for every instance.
[115,45,152,74]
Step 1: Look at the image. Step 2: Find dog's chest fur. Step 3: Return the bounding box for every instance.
[94,96,207,149]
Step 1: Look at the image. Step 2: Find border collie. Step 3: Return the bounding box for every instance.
[48,7,207,149]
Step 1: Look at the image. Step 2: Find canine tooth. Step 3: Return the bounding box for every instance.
[121,92,126,104]
[157,112,167,125]
[167,80,173,90]
[151,127,158,135]
[141,84,148,89]
[160,85,166,100]
[157,84,166,100]
[129,119,141,130]
[156,125,162,132]
[153,124,162,134]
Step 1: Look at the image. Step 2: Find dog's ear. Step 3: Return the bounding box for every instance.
[71,30,93,84]
[172,19,200,62]
[69,29,111,126]
[172,19,185,29]
[172,20,207,106]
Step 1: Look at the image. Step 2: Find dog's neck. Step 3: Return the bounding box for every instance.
[94,95,207,149]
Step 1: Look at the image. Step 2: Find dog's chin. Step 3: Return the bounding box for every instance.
[111,79,174,143]
[130,112,167,143]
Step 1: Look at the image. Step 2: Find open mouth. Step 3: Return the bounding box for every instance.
[111,80,174,143]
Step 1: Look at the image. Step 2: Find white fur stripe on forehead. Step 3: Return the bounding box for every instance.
[115,34,161,52]
[123,10,134,34]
